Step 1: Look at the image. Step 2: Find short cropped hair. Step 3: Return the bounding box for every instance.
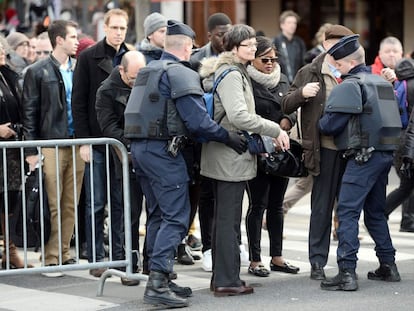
[48,20,78,49]
[104,8,129,25]
[279,10,300,24]
[223,24,256,51]
[379,36,403,52]
[207,13,232,32]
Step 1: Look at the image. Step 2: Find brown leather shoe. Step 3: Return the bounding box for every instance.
[214,285,254,297]
[121,276,140,286]
[89,268,107,278]
[210,280,247,291]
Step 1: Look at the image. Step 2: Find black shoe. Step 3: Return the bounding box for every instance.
[248,265,270,277]
[270,261,299,274]
[399,226,414,233]
[310,263,325,280]
[177,244,194,265]
[169,280,192,297]
[144,271,188,308]
[186,234,202,251]
[169,271,178,280]
[321,269,358,291]
[367,263,401,282]
[63,258,77,265]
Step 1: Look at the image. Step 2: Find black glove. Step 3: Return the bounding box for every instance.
[400,158,414,179]
[225,131,248,154]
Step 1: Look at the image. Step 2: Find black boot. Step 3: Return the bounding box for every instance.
[320,269,358,291]
[400,196,414,232]
[367,263,401,282]
[177,243,194,265]
[144,271,188,308]
[169,280,193,297]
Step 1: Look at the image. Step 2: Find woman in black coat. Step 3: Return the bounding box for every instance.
[245,36,299,277]
[0,42,29,269]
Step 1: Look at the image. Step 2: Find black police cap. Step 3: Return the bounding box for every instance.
[327,34,360,60]
[167,20,196,39]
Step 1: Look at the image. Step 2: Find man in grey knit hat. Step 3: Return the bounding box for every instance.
[136,12,167,64]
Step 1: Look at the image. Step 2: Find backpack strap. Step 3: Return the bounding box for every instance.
[212,66,240,124]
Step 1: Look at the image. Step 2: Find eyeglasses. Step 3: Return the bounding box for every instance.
[36,50,51,56]
[239,42,258,49]
[260,57,278,64]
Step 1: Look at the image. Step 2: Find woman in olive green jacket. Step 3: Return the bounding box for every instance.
[199,24,289,296]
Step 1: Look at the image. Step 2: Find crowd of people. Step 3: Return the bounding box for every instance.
[0,6,412,309]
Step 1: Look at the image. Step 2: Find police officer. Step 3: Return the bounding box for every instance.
[318,35,402,291]
[126,20,247,308]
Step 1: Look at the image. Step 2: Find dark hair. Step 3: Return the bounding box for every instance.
[207,13,232,32]
[223,24,256,51]
[47,20,78,49]
[255,36,276,58]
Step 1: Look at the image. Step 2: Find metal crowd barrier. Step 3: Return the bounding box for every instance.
[0,138,148,296]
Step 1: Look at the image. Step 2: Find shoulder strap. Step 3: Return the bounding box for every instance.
[212,66,240,124]
[212,67,239,93]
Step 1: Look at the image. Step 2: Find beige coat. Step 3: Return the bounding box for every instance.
[199,52,281,182]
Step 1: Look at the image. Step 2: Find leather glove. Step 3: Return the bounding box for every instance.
[225,131,248,155]
[400,158,413,179]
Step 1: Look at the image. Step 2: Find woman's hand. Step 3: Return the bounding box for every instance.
[274,129,290,151]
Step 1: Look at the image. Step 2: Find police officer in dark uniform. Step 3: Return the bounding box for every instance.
[125,20,247,308]
[318,35,402,291]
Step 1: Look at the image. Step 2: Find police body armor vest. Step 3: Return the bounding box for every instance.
[124,60,204,139]
[325,73,402,151]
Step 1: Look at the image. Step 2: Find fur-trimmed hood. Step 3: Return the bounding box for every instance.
[198,51,246,91]
[198,51,244,78]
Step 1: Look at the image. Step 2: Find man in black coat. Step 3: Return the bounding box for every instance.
[95,50,146,286]
[71,8,130,280]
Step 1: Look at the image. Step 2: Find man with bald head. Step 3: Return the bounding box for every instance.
[95,50,146,286]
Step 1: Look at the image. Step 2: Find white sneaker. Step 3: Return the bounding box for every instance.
[202,249,212,272]
[41,264,64,278]
[239,244,249,267]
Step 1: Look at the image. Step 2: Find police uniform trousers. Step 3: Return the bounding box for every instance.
[131,140,190,273]
[336,151,396,270]
[309,147,346,267]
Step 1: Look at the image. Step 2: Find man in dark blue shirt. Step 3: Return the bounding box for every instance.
[130,20,247,308]
[319,35,401,291]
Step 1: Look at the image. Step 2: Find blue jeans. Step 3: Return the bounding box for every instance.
[84,150,123,262]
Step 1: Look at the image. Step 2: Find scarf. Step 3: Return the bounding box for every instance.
[247,64,281,89]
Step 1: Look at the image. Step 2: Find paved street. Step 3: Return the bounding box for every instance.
[0,170,413,311]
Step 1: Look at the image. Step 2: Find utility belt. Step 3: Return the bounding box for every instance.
[342,147,375,165]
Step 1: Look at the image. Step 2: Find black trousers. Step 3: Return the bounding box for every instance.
[309,148,346,266]
[246,171,289,262]
[198,176,214,253]
[211,180,246,288]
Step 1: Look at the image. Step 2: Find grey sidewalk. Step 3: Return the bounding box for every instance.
[1,170,413,311]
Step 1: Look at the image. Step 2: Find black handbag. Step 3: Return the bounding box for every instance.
[10,168,51,251]
[257,138,308,178]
